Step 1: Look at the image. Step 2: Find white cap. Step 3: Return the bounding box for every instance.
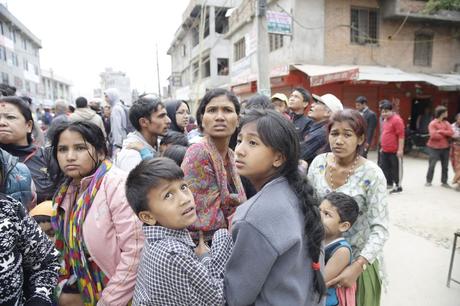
[312,93,343,113]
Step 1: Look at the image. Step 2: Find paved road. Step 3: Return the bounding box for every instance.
[365,153,460,305]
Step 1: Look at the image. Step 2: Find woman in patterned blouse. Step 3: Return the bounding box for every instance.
[182,89,246,244]
[308,109,388,306]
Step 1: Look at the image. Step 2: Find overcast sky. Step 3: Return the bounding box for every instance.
[5,0,190,97]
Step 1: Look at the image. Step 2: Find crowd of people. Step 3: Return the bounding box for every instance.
[0,81,457,306]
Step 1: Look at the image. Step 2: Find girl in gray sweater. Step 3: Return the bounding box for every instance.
[224,109,326,306]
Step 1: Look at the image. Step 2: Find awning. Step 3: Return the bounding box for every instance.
[356,65,460,91]
[293,64,359,87]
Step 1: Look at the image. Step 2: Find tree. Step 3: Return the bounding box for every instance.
[424,0,460,13]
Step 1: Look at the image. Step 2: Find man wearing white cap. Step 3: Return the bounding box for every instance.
[300,93,343,165]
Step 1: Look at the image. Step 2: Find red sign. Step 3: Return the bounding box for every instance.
[310,68,359,87]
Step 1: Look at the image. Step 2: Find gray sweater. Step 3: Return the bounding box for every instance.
[224,177,324,306]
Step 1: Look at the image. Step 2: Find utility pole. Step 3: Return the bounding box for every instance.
[156,44,161,98]
[255,0,271,97]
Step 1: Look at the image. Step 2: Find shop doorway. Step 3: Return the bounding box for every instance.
[410,98,432,133]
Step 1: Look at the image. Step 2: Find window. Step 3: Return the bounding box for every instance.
[12,29,16,42]
[202,56,211,78]
[22,36,27,50]
[25,81,30,92]
[269,33,284,52]
[350,7,378,44]
[414,33,433,67]
[192,61,199,81]
[192,27,199,47]
[0,21,4,36]
[0,46,6,61]
[34,65,39,75]
[12,53,19,66]
[217,58,229,75]
[1,72,9,85]
[215,8,229,34]
[234,38,246,61]
[181,44,186,57]
[23,59,28,70]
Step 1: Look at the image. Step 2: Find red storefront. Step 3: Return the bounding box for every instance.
[230,65,460,148]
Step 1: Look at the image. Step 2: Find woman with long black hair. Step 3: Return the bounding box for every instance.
[224,109,325,305]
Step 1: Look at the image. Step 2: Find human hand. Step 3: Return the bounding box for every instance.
[126,141,145,152]
[397,149,403,158]
[298,160,308,173]
[195,231,210,257]
[326,262,362,288]
[58,293,85,306]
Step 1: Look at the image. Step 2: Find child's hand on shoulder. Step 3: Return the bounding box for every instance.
[126,141,145,152]
[195,231,210,257]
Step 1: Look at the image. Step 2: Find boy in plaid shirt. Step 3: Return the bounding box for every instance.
[126,158,233,306]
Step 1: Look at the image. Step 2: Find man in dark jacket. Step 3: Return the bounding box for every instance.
[356,96,378,158]
[288,87,313,141]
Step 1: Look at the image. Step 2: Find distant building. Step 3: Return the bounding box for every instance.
[167,0,240,106]
[40,69,72,106]
[0,4,41,99]
[224,0,460,147]
[99,67,131,105]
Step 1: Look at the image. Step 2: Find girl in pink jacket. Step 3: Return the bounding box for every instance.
[50,121,143,306]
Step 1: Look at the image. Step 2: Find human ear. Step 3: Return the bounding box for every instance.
[357,134,365,146]
[339,221,351,233]
[26,120,33,133]
[272,152,286,168]
[139,211,157,226]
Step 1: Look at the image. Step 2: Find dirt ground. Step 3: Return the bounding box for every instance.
[364,153,460,305]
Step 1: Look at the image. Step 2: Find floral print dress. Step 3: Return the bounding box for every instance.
[308,153,389,283]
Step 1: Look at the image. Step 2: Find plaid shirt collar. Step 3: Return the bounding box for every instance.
[142,225,196,248]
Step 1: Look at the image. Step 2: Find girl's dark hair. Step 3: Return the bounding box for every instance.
[160,131,189,147]
[163,145,187,166]
[434,105,447,119]
[0,96,34,144]
[323,192,359,226]
[239,109,326,300]
[51,121,108,178]
[196,88,240,130]
[126,157,183,215]
[165,100,190,133]
[328,109,367,154]
[244,94,274,112]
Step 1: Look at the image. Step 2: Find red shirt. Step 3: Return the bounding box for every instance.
[427,119,454,149]
[381,114,405,153]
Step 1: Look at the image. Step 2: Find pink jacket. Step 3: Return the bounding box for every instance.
[60,166,144,305]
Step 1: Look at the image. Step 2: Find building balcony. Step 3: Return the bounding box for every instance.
[380,0,460,23]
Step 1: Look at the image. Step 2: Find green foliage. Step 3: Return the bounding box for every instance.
[424,0,460,13]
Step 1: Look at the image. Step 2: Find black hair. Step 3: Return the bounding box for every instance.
[0,96,34,144]
[126,157,184,215]
[0,83,16,96]
[129,96,164,131]
[20,96,32,105]
[75,97,88,108]
[160,131,189,147]
[244,94,274,111]
[292,87,311,103]
[355,96,368,104]
[51,121,108,179]
[163,145,188,166]
[196,88,240,130]
[379,99,393,111]
[323,192,359,226]
[434,105,447,119]
[33,215,51,224]
[165,100,190,133]
[239,109,326,301]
